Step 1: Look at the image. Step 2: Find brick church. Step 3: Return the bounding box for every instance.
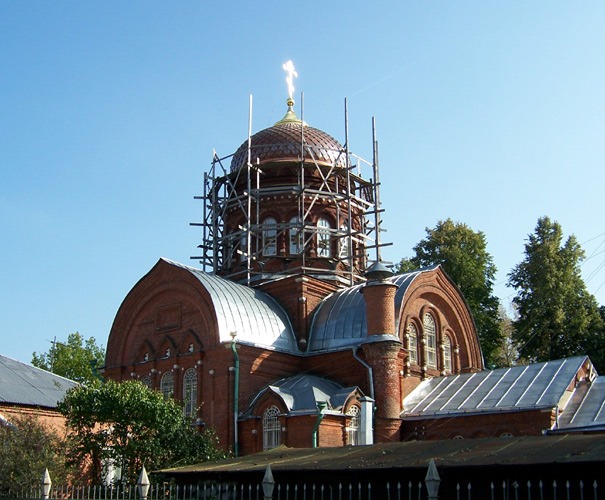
[102,66,604,455]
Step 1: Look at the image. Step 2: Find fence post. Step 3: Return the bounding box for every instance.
[42,469,52,500]
[424,459,440,500]
[137,466,150,500]
[262,465,275,500]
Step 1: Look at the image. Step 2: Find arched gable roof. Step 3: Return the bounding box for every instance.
[246,373,360,415]
[307,266,440,352]
[160,259,297,352]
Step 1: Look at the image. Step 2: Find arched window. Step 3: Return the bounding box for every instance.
[140,376,151,388]
[407,323,418,365]
[424,313,437,369]
[317,218,331,257]
[289,216,303,255]
[443,336,452,373]
[160,372,174,399]
[262,405,281,451]
[346,405,361,446]
[263,218,277,256]
[338,223,351,259]
[183,369,198,418]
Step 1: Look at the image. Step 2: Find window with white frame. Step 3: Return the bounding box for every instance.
[262,405,281,451]
[183,369,198,418]
[424,313,437,369]
[140,375,151,388]
[338,223,351,259]
[263,218,277,256]
[289,216,303,255]
[346,405,361,446]
[160,372,174,399]
[407,323,418,365]
[443,336,452,373]
[317,218,331,257]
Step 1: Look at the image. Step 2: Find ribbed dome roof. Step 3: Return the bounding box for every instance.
[230,121,346,172]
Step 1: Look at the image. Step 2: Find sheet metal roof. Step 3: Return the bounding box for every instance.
[307,267,437,353]
[402,357,587,417]
[558,376,605,430]
[0,354,78,408]
[246,374,359,414]
[162,434,605,477]
[163,259,298,353]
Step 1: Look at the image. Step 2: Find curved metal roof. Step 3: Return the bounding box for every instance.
[401,356,588,417]
[307,267,437,353]
[230,121,346,172]
[162,259,298,353]
[0,354,78,409]
[246,373,359,414]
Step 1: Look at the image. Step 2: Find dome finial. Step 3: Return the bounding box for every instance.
[275,60,306,126]
[282,60,298,107]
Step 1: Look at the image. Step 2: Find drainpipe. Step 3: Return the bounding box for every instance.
[352,347,374,400]
[312,401,327,448]
[230,332,240,457]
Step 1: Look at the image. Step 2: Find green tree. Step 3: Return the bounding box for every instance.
[508,217,604,368]
[58,380,226,484]
[32,332,105,386]
[398,219,503,367]
[0,414,73,495]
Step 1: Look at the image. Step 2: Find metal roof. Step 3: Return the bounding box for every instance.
[0,354,78,409]
[161,434,605,477]
[307,268,436,352]
[246,374,359,414]
[402,357,587,417]
[163,259,298,353]
[558,376,605,430]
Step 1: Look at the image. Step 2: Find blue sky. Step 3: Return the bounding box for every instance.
[1,2,604,363]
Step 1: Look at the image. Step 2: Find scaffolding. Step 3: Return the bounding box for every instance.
[191,96,390,287]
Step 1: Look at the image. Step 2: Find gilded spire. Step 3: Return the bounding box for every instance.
[275,60,306,126]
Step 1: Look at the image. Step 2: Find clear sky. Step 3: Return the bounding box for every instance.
[1,2,604,364]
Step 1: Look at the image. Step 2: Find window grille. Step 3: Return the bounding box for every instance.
[160,372,174,399]
[424,313,437,369]
[317,218,331,257]
[263,405,281,450]
[183,369,198,418]
[346,405,361,446]
[263,218,277,256]
[140,375,151,388]
[443,336,452,373]
[407,323,418,365]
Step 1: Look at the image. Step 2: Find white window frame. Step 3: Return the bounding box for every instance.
[263,218,277,256]
[289,216,303,255]
[317,218,331,257]
[263,405,281,451]
[424,313,437,369]
[160,371,174,399]
[443,336,452,373]
[407,323,418,365]
[183,369,198,418]
[346,405,361,446]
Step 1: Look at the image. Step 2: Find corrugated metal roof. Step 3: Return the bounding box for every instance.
[0,354,78,408]
[161,434,605,476]
[402,357,587,417]
[163,259,298,353]
[307,267,437,352]
[246,374,359,414]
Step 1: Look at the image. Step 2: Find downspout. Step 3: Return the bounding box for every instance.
[352,347,374,400]
[312,402,327,448]
[230,332,240,457]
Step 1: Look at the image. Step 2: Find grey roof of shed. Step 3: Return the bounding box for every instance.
[163,259,298,353]
[0,354,78,409]
[307,267,437,353]
[402,356,587,417]
[246,373,359,415]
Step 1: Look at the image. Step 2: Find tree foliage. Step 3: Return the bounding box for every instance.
[398,219,503,367]
[0,414,73,495]
[58,380,226,484]
[32,332,105,386]
[508,217,604,368]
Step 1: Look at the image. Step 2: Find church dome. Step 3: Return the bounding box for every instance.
[230,118,346,172]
